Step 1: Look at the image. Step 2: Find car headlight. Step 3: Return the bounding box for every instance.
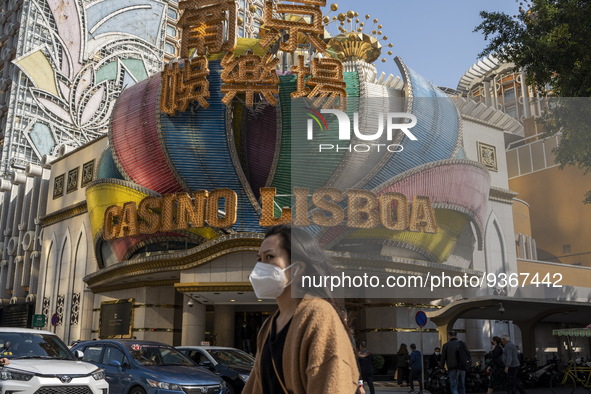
[0,368,35,381]
[146,378,182,391]
[91,369,105,381]
[238,374,249,383]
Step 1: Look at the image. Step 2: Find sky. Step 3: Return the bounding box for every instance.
[320,0,521,89]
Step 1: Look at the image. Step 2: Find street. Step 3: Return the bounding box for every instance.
[372,381,590,393]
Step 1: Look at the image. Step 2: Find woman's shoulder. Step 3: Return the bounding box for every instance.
[292,298,345,334]
[298,297,336,312]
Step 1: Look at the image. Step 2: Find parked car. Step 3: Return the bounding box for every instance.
[0,327,109,394]
[71,339,228,394]
[176,346,254,394]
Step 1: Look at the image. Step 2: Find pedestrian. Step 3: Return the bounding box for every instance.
[240,321,253,354]
[357,341,375,394]
[409,343,423,393]
[486,336,506,393]
[242,225,360,394]
[428,347,442,370]
[500,334,521,394]
[396,343,410,387]
[441,331,468,394]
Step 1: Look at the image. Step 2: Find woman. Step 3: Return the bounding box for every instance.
[357,341,375,394]
[395,343,409,387]
[486,336,506,393]
[243,225,360,394]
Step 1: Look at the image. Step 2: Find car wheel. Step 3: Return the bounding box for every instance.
[129,386,147,394]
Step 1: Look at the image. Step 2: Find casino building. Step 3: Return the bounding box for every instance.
[1,0,590,363]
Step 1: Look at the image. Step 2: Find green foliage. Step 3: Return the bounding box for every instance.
[475,0,591,97]
[475,0,591,202]
[373,353,385,372]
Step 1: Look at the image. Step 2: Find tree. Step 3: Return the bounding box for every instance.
[475,0,591,202]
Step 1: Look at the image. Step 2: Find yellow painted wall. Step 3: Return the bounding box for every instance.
[518,259,591,288]
[512,199,532,237]
[509,166,591,266]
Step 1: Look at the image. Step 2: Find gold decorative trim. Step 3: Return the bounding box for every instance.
[477,141,498,172]
[133,304,179,309]
[132,328,181,333]
[85,235,262,290]
[175,282,253,292]
[348,302,444,310]
[53,174,65,199]
[99,298,134,339]
[41,201,87,226]
[90,279,177,294]
[92,328,182,333]
[358,327,439,333]
[67,167,79,194]
[489,186,518,204]
[81,160,96,188]
[358,328,465,334]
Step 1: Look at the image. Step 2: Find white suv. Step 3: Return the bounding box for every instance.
[0,327,109,394]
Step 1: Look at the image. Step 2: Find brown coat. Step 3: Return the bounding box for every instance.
[243,298,359,394]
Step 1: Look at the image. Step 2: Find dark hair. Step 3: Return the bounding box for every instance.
[492,336,502,345]
[264,224,337,299]
[435,347,440,351]
[263,225,348,328]
[448,331,458,337]
[410,343,416,350]
[398,343,408,354]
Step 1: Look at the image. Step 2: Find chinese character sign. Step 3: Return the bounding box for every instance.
[220,50,280,107]
[291,55,346,108]
[260,0,327,53]
[161,57,210,115]
[178,0,238,57]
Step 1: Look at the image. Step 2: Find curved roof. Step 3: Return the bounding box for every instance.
[457,54,515,91]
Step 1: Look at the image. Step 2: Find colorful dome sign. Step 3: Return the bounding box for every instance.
[86,1,490,270]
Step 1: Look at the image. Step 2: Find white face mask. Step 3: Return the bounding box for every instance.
[249,262,300,299]
[435,352,440,356]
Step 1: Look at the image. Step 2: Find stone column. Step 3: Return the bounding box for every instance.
[182,298,206,346]
[214,305,235,347]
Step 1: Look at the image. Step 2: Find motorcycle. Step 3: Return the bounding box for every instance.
[465,363,487,393]
[520,356,558,388]
[425,368,450,394]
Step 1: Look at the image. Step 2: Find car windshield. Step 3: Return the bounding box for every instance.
[128,344,195,367]
[207,349,254,367]
[0,332,74,360]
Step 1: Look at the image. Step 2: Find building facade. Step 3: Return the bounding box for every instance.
[1,0,589,367]
[0,0,266,327]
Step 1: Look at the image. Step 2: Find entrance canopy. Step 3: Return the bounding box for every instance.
[427,296,591,326]
[427,296,591,358]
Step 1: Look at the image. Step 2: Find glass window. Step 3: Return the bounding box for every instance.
[103,346,128,366]
[166,25,177,37]
[0,332,74,360]
[167,8,178,19]
[505,104,517,119]
[82,345,104,363]
[165,43,176,55]
[186,350,208,364]
[127,344,194,366]
[208,349,255,367]
[503,87,515,101]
